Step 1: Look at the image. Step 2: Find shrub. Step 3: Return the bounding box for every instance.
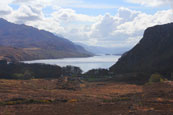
[13,73,25,79]
[68,99,77,103]
[103,96,130,103]
[13,70,34,80]
[84,69,109,77]
[149,73,164,83]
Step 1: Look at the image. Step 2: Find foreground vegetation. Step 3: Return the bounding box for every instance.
[0,79,173,115]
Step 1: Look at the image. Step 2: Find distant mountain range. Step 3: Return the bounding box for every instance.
[110,23,173,74]
[77,43,130,55]
[0,18,92,61]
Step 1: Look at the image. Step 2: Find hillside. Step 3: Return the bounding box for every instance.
[110,23,173,74]
[0,18,92,61]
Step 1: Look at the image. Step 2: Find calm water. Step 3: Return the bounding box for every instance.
[24,55,121,72]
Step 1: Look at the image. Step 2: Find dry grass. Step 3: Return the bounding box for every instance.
[0,79,172,115]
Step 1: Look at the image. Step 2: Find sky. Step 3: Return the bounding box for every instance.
[0,0,173,48]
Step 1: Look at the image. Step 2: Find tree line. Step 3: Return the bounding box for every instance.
[0,60,82,80]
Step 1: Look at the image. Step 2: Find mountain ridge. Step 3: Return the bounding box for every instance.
[0,18,92,61]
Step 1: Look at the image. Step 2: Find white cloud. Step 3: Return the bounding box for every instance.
[8,5,43,24]
[52,9,98,23]
[117,7,140,22]
[0,1,13,17]
[12,0,49,8]
[117,9,173,35]
[90,13,120,39]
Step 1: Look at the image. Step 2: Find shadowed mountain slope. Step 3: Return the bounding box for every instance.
[110,23,173,74]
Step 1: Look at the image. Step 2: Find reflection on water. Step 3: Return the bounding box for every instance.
[24,55,121,72]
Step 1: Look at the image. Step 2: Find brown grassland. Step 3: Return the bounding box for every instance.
[0,79,173,115]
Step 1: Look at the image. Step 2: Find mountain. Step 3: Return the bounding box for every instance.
[110,23,173,74]
[77,43,130,55]
[0,18,92,61]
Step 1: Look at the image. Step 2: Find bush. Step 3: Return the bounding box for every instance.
[149,73,164,83]
[84,69,109,77]
[13,70,34,80]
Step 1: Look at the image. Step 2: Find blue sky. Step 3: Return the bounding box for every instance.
[0,0,173,48]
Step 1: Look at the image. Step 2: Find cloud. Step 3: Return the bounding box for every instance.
[117,7,140,22]
[51,9,98,23]
[86,8,142,47]
[12,0,49,8]
[7,5,43,24]
[90,13,120,39]
[0,8,12,16]
[0,1,13,16]
[117,9,173,35]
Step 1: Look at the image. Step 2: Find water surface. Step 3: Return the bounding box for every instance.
[24,55,121,72]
